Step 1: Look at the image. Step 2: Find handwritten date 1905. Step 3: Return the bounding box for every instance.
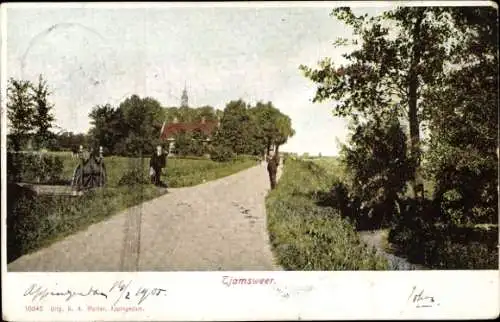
[109,280,167,306]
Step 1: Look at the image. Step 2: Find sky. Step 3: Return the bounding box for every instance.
[5,3,391,156]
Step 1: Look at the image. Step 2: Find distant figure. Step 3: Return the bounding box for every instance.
[267,152,279,190]
[150,145,167,187]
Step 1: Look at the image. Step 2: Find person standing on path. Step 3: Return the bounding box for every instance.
[150,145,167,187]
[267,151,279,190]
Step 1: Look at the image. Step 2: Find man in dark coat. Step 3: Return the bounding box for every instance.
[150,145,167,186]
[267,152,279,190]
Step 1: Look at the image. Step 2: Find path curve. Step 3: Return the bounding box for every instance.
[8,162,283,272]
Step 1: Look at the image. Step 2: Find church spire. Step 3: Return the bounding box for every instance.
[181,82,188,108]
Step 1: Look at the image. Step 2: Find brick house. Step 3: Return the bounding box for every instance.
[160,116,220,154]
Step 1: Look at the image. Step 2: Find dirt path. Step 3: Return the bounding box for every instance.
[8,162,283,272]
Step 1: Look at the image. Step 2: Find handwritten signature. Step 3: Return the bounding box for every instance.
[408,286,439,308]
[24,281,167,306]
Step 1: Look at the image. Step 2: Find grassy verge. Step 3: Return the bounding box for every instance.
[58,154,257,187]
[7,155,257,263]
[265,158,389,270]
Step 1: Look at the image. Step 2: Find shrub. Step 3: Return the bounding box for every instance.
[340,112,412,229]
[210,145,235,162]
[388,198,498,269]
[118,167,150,186]
[7,152,64,184]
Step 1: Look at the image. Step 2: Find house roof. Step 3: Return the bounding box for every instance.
[160,120,218,139]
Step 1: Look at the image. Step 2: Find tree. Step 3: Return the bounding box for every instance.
[7,78,35,151]
[251,101,295,156]
[215,99,253,155]
[423,7,498,225]
[274,114,295,154]
[53,131,88,151]
[88,104,124,154]
[174,130,193,156]
[31,75,55,149]
[119,95,163,156]
[300,7,456,197]
[341,111,411,226]
[196,105,218,122]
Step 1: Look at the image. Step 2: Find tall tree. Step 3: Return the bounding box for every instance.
[274,114,295,154]
[88,104,123,154]
[215,99,253,155]
[7,78,35,151]
[252,102,295,156]
[300,7,455,197]
[31,74,55,149]
[423,7,498,224]
[341,111,411,226]
[119,95,163,156]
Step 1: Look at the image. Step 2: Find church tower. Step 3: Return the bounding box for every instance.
[181,82,189,108]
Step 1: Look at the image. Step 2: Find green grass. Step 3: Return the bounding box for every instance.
[266,158,389,270]
[55,153,257,187]
[8,154,257,263]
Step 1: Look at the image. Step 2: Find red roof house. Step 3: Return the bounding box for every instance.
[160,117,219,141]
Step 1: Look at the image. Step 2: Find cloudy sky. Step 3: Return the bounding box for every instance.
[5,3,391,156]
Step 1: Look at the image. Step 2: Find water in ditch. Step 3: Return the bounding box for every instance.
[359,230,425,270]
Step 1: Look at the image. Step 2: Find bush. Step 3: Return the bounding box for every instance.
[210,145,235,162]
[7,152,64,184]
[118,167,150,186]
[339,113,411,229]
[388,198,498,269]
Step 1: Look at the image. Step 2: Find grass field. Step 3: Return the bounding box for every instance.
[7,154,257,263]
[54,152,258,188]
[265,157,389,270]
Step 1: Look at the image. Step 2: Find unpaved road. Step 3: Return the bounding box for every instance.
[8,162,283,272]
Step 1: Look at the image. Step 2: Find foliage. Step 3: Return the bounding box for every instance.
[7,75,56,151]
[214,100,256,155]
[7,79,36,150]
[173,129,208,157]
[388,198,498,269]
[88,95,163,156]
[300,7,458,195]
[31,75,56,149]
[49,131,89,151]
[251,101,295,155]
[6,184,164,263]
[300,6,497,269]
[210,144,235,162]
[87,94,294,159]
[7,152,65,184]
[266,158,389,270]
[118,167,150,186]
[340,112,411,228]
[163,105,219,123]
[422,7,498,225]
[88,104,126,155]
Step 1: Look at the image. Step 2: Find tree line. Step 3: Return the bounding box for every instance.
[88,96,295,160]
[7,77,295,160]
